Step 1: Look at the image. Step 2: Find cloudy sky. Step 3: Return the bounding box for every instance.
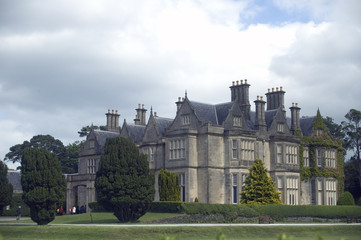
[1,0,361,169]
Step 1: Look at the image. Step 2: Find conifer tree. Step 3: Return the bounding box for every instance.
[158,169,181,201]
[95,137,154,222]
[241,159,282,204]
[21,148,66,225]
[0,161,13,215]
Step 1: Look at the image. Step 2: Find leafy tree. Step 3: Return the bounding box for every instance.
[5,135,66,164]
[344,157,361,201]
[78,125,107,137]
[323,116,345,142]
[21,148,66,225]
[95,137,154,222]
[0,161,13,215]
[61,141,83,174]
[337,191,355,205]
[241,159,282,204]
[5,135,79,173]
[158,169,181,201]
[341,109,361,185]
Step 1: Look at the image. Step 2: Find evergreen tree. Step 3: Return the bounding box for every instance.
[158,169,181,201]
[241,159,282,204]
[0,161,13,215]
[95,137,154,222]
[21,148,66,225]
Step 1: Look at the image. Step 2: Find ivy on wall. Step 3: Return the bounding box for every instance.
[298,110,344,195]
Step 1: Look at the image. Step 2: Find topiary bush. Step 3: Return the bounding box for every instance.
[337,191,355,205]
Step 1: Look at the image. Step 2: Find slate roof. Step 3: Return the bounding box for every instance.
[93,130,120,146]
[300,116,316,136]
[265,109,278,128]
[126,124,146,144]
[189,101,233,126]
[154,117,173,136]
[7,171,22,192]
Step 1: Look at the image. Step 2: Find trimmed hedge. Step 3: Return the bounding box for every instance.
[181,203,258,218]
[88,202,111,212]
[149,201,184,213]
[248,204,361,221]
[337,191,355,205]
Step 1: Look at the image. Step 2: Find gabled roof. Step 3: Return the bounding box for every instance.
[265,109,278,128]
[93,130,120,146]
[189,101,233,126]
[154,116,173,136]
[300,116,316,136]
[125,124,146,144]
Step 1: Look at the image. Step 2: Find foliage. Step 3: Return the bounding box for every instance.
[248,204,361,221]
[21,148,66,225]
[158,169,181,201]
[0,161,13,215]
[150,201,184,213]
[344,158,361,201]
[2,193,30,217]
[341,109,361,187]
[240,159,282,204]
[298,111,344,194]
[78,125,107,137]
[337,191,355,205]
[95,137,154,222]
[4,134,80,173]
[87,202,111,212]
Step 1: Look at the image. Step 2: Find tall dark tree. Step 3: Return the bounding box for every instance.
[158,169,181,201]
[342,109,361,186]
[0,161,13,215]
[95,137,154,222]
[21,148,66,225]
[61,141,83,174]
[241,159,282,204]
[323,116,345,142]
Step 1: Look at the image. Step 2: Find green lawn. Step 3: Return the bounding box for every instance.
[1,213,361,240]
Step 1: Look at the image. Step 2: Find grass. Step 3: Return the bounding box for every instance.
[1,213,361,240]
[0,225,361,240]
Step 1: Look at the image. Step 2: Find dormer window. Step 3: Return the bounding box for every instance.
[277,123,285,133]
[233,116,241,127]
[182,114,190,125]
[89,140,95,149]
[315,129,323,136]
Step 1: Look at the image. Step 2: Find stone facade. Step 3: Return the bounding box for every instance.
[66,81,342,212]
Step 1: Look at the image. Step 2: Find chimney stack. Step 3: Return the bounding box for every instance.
[134,104,147,125]
[289,103,301,135]
[254,96,267,131]
[230,79,251,120]
[105,109,120,132]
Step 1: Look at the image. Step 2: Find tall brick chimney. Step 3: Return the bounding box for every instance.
[266,86,286,117]
[254,96,267,131]
[134,104,147,125]
[230,79,251,120]
[290,102,301,135]
[106,109,120,132]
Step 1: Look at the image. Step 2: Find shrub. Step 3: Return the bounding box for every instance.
[358,197,361,206]
[337,191,355,205]
[158,169,181,201]
[2,193,30,217]
[95,137,154,222]
[150,201,184,213]
[87,202,111,212]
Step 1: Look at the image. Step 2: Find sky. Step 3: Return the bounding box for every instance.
[1,0,361,170]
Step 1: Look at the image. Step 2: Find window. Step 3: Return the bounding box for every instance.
[325,149,336,168]
[286,177,298,205]
[277,123,285,132]
[89,140,95,149]
[241,174,247,186]
[277,145,283,163]
[317,179,323,205]
[87,159,97,174]
[286,145,298,164]
[146,147,155,162]
[316,149,323,167]
[180,173,185,202]
[169,139,185,160]
[326,179,337,205]
[182,115,190,125]
[233,116,241,127]
[232,173,238,203]
[303,148,309,167]
[232,139,238,159]
[241,140,254,161]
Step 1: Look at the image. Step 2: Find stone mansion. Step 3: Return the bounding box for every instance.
[66,80,343,212]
